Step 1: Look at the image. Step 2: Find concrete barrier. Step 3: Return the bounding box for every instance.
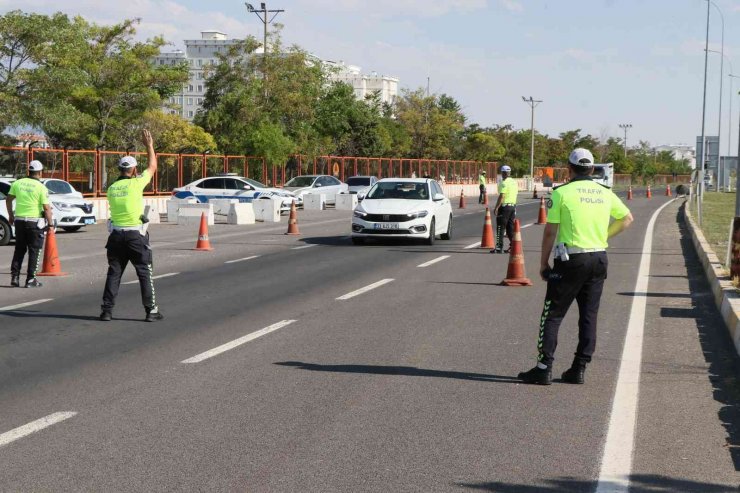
[177,203,214,226]
[336,193,358,210]
[210,199,238,216]
[227,203,255,225]
[254,198,281,222]
[143,205,160,224]
[166,198,197,223]
[303,194,326,210]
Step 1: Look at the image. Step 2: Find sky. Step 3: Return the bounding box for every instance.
[2,0,740,153]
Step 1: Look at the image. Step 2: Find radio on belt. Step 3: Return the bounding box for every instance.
[554,242,570,262]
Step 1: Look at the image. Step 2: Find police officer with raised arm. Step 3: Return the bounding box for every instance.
[6,160,54,288]
[100,130,163,322]
[518,148,633,385]
[491,165,517,253]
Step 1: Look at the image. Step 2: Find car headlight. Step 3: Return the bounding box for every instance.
[52,202,73,211]
[353,209,368,218]
[407,211,429,219]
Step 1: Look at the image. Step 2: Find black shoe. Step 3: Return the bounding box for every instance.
[99,310,112,322]
[145,309,164,322]
[562,364,586,384]
[25,278,43,288]
[489,247,504,254]
[517,366,552,385]
[10,275,20,287]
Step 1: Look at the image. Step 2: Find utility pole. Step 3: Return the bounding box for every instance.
[618,123,632,158]
[245,2,284,99]
[698,0,711,226]
[522,96,542,190]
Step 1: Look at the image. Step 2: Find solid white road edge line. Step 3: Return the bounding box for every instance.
[0,299,53,312]
[463,242,481,249]
[417,255,450,268]
[224,255,261,264]
[595,198,676,493]
[336,279,394,301]
[0,412,77,448]
[123,272,179,285]
[292,244,318,250]
[182,320,297,364]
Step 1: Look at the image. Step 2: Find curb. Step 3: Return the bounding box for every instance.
[683,201,740,355]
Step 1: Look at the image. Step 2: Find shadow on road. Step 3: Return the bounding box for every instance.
[454,474,737,492]
[0,311,141,322]
[275,361,521,383]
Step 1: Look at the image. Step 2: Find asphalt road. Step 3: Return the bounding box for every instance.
[0,193,738,492]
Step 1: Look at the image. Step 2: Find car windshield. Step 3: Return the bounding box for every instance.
[284,176,316,187]
[366,182,429,200]
[347,177,371,186]
[45,180,74,195]
[592,167,606,180]
[242,178,267,188]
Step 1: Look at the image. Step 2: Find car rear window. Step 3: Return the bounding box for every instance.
[347,177,371,186]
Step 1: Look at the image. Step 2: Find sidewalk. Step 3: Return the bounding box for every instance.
[632,200,740,491]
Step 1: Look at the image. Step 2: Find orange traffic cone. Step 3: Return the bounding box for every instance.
[285,201,300,235]
[537,197,547,225]
[459,189,466,209]
[501,219,532,286]
[38,228,66,276]
[627,185,633,200]
[665,184,672,197]
[480,208,495,249]
[646,184,652,199]
[194,212,214,251]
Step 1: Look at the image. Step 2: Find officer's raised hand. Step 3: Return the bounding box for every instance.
[142,129,154,149]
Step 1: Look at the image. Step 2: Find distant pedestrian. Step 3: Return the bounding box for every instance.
[490,165,517,253]
[411,170,417,179]
[100,130,163,322]
[478,170,487,204]
[6,160,54,288]
[517,148,633,385]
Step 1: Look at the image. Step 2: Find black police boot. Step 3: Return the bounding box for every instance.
[562,359,587,384]
[25,277,43,288]
[489,247,504,254]
[517,365,552,385]
[10,275,20,287]
[99,310,112,322]
[145,308,164,322]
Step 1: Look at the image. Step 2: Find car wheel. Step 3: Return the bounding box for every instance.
[441,214,452,240]
[425,219,436,246]
[0,219,10,246]
[351,237,364,245]
[62,226,82,233]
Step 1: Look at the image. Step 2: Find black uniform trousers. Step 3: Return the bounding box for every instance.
[102,230,156,311]
[478,184,487,204]
[537,251,608,368]
[11,220,45,278]
[495,205,516,249]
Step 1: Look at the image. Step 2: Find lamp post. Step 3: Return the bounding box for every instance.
[522,96,542,190]
[698,0,711,227]
[709,49,733,190]
[618,123,632,158]
[246,2,284,100]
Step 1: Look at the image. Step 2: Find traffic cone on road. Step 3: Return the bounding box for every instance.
[480,208,495,249]
[665,184,672,197]
[193,212,214,251]
[646,184,652,199]
[459,189,466,209]
[285,201,300,235]
[537,197,547,225]
[38,229,66,277]
[627,185,633,200]
[501,219,532,287]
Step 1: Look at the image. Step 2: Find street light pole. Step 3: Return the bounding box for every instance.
[618,123,632,158]
[522,96,542,190]
[698,0,711,227]
[245,2,284,100]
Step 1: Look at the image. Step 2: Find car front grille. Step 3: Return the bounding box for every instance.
[74,204,93,213]
[360,228,411,235]
[364,214,412,222]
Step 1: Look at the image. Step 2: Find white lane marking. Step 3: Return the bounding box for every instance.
[336,278,394,300]
[182,320,297,364]
[596,198,675,493]
[417,255,450,268]
[123,272,179,285]
[521,223,535,229]
[224,255,261,264]
[463,241,481,249]
[0,412,77,448]
[292,244,318,250]
[0,299,53,312]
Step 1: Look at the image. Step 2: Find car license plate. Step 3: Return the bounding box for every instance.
[84,218,95,225]
[374,223,399,230]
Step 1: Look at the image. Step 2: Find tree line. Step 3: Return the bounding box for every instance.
[0,10,691,177]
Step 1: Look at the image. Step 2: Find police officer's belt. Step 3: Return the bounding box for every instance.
[566,246,606,254]
[502,203,516,207]
[15,216,42,221]
[111,226,143,232]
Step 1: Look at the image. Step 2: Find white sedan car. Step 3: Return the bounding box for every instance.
[282,175,348,205]
[172,175,296,211]
[351,178,453,245]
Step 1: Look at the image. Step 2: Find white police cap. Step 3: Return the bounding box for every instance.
[119,156,138,169]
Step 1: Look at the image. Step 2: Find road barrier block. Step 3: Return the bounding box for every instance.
[254,198,281,222]
[166,198,197,223]
[227,203,255,225]
[210,199,239,216]
[335,193,358,210]
[143,205,160,224]
[303,194,326,210]
[178,203,214,226]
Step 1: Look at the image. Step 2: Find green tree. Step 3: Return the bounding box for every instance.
[394,89,465,159]
[466,132,505,162]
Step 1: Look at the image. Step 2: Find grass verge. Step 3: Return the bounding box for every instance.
[690,192,735,268]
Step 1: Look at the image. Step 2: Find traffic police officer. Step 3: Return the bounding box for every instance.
[491,165,517,253]
[100,130,163,322]
[518,148,633,385]
[478,170,487,204]
[6,160,54,288]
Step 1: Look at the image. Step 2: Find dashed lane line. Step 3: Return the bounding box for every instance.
[123,272,179,285]
[463,241,481,249]
[292,244,318,250]
[417,255,450,268]
[181,320,297,364]
[0,412,77,448]
[336,279,394,301]
[0,299,53,312]
[224,255,261,264]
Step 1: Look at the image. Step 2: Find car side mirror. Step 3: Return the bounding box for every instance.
[433,193,445,201]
